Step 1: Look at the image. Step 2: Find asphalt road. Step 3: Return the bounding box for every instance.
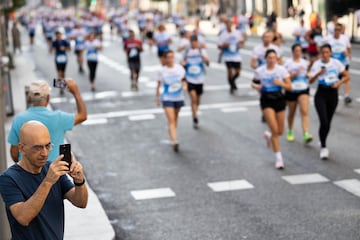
[19,22,360,240]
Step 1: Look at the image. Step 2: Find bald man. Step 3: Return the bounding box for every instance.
[0,120,88,240]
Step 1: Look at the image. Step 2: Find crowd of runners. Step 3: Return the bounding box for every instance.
[15,8,354,170]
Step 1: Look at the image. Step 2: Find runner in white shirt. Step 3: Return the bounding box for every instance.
[283,44,313,144]
[237,10,249,40]
[84,32,102,91]
[251,31,282,69]
[70,23,88,73]
[218,19,244,94]
[154,24,172,65]
[217,15,227,63]
[177,30,190,54]
[145,18,155,48]
[156,50,186,152]
[251,49,292,169]
[308,44,349,160]
[181,35,209,129]
[292,19,308,59]
[321,23,352,105]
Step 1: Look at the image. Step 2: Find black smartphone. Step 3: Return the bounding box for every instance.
[59,144,71,168]
[53,78,67,88]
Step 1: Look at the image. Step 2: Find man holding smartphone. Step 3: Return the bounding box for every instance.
[0,121,88,240]
[7,79,87,162]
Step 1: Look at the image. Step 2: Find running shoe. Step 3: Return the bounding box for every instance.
[261,115,266,123]
[193,118,199,129]
[264,130,272,148]
[287,129,295,142]
[320,148,329,160]
[303,132,313,144]
[344,96,352,106]
[173,142,179,152]
[275,159,284,169]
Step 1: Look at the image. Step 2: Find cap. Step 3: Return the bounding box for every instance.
[29,80,50,102]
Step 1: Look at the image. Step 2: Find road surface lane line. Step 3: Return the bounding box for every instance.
[334,179,360,198]
[128,114,156,121]
[208,180,254,192]
[221,107,248,113]
[82,118,108,126]
[282,173,330,185]
[131,188,176,200]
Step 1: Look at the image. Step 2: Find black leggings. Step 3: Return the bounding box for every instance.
[314,87,338,148]
[87,61,98,83]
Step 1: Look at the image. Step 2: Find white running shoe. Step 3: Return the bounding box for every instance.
[275,159,284,169]
[264,131,272,148]
[320,148,329,160]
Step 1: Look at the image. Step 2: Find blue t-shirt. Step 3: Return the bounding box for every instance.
[52,40,70,64]
[7,107,75,162]
[0,162,74,240]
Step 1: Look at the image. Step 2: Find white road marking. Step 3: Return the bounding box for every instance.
[179,111,202,117]
[207,179,254,192]
[50,97,67,104]
[128,114,156,121]
[282,173,330,185]
[221,107,248,113]
[87,100,258,120]
[334,179,360,198]
[139,76,150,83]
[82,118,108,126]
[354,169,360,175]
[131,188,176,200]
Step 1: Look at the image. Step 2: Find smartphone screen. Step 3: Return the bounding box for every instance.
[53,78,67,88]
[59,144,71,167]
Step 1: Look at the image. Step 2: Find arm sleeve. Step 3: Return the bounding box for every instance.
[57,111,75,131]
[7,118,21,145]
[0,174,25,208]
[60,175,75,198]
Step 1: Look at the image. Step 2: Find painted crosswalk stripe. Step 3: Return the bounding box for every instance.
[334,179,360,198]
[131,188,176,200]
[208,180,254,192]
[354,169,360,175]
[128,114,156,121]
[282,173,330,185]
[82,118,108,126]
[221,107,248,113]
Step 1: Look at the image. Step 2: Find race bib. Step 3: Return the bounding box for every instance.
[129,48,138,58]
[229,44,237,53]
[87,52,98,61]
[292,81,308,91]
[314,35,322,44]
[324,72,339,85]
[332,45,345,53]
[188,65,201,75]
[77,36,84,42]
[56,55,67,63]
[169,83,182,93]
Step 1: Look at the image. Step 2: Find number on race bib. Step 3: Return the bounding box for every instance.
[292,82,308,91]
[169,83,182,93]
[188,65,201,75]
[324,73,338,85]
[56,55,67,63]
[129,48,138,57]
[229,44,237,53]
[87,53,98,61]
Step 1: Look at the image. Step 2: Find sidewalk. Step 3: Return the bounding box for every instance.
[4,52,115,240]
